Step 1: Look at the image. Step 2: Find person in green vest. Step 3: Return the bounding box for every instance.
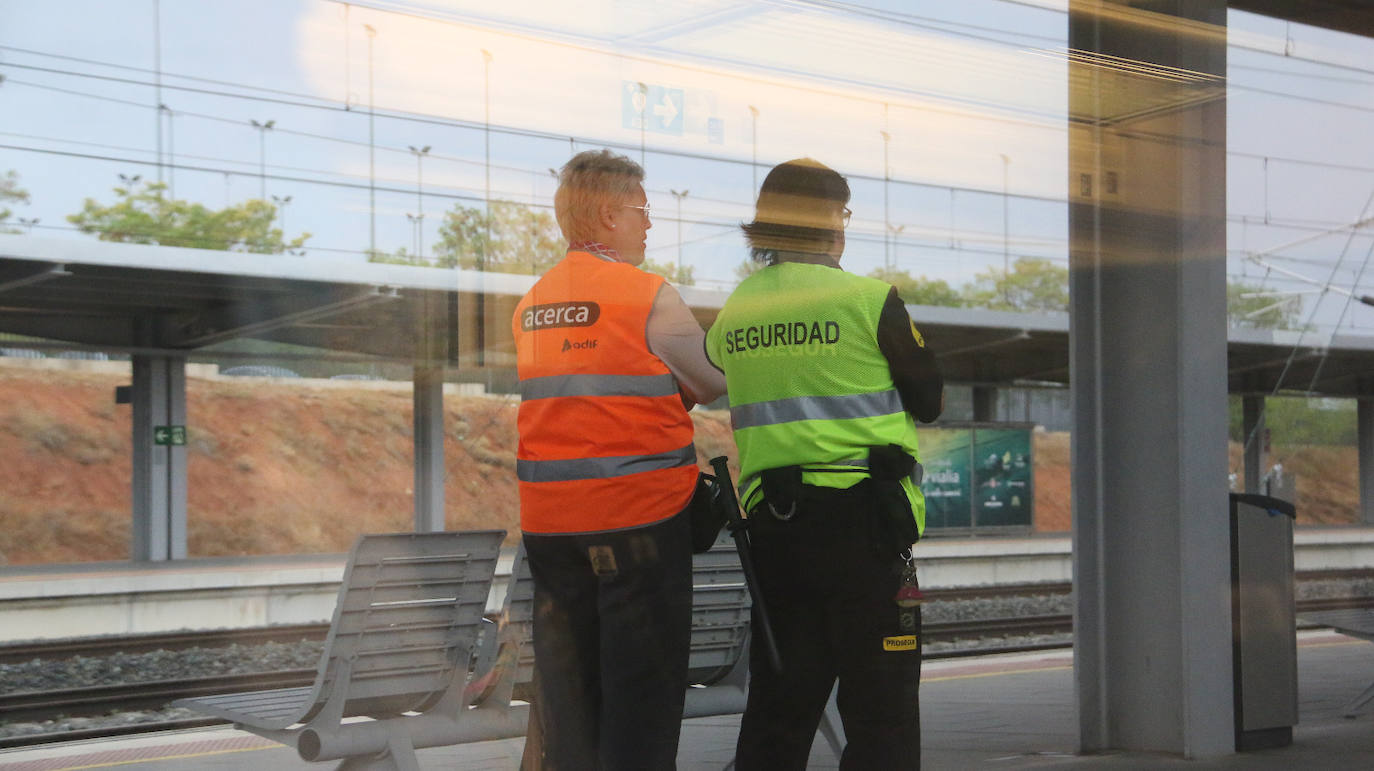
[705,158,942,770]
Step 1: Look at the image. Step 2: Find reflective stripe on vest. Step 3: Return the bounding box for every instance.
[516,443,696,483]
[730,389,904,430]
[519,372,679,401]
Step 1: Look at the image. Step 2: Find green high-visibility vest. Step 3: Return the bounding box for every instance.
[705,261,924,534]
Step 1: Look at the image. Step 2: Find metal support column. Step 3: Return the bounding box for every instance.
[413,292,447,533]
[1243,396,1266,495]
[1069,0,1232,758]
[972,386,998,423]
[1360,399,1374,525]
[131,354,187,561]
[413,361,446,532]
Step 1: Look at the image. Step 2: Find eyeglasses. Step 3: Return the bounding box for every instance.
[622,203,652,219]
[842,207,852,228]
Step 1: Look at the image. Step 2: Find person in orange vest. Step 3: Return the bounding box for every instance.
[512,149,725,769]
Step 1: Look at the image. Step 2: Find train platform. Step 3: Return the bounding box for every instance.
[1,630,1369,771]
[5,527,1372,644]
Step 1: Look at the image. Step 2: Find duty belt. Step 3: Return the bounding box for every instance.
[739,457,924,517]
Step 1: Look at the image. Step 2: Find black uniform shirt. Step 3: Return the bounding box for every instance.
[875,287,943,424]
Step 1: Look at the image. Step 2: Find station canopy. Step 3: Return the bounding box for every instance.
[4,234,1374,398]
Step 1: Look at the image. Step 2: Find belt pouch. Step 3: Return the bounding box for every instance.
[868,445,920,552]
[759,465,805,521]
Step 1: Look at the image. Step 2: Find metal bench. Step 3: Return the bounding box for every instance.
[173,530,505,770]
[1299,608,1374,717]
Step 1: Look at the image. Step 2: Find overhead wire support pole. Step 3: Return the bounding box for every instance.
[153,0,162,191]
[478,48,492,367]
[881,129,890,271]
[748,105,759,194]
[365,23,376,258]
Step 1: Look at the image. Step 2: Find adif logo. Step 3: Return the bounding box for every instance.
[561,338,598,352]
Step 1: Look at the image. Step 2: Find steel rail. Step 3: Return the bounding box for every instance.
[3,593,1373,750]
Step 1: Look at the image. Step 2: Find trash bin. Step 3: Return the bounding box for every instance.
[1229,492,1298,751]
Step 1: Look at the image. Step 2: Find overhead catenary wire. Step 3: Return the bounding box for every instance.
[5,4,1373,305]
[1236,186,1374,462]
[1304,188,1374,393]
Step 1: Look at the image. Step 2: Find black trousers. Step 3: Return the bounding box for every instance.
[522,508,693,771]
[735,484,922,771]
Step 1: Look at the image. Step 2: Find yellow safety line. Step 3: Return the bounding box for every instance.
[32,743,275,771]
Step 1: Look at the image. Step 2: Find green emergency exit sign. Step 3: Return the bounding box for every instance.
[154,425,187,446]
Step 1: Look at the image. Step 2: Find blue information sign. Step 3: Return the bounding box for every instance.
[621,82,684,136]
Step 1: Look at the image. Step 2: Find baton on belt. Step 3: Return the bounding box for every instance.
[707,455,783,673]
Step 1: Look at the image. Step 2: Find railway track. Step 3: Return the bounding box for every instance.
[0,624,328,666]
[1,589,1370,750]
[4,569,1367,666]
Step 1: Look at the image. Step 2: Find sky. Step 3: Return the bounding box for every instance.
[1,0,1373,334]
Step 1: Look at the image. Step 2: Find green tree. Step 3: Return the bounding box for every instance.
[1227,281,1303,329]
[734,258,764,282]
[68,180,309,253]
[867,267,963,307]
[962,258,1069,312]
[1,171,30,234]
[430,200,564,274]
[643,258,695,286]
[1228,395,1356,446]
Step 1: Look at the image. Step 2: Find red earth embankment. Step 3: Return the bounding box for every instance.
[0,365,1357,565]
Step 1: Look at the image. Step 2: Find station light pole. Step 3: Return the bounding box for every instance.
[250,119,275,201]
[271,194,293,235]
[159,104,175,199]
[670,189,689,280]
[999,153,1011,304]
[408,144,430,258]
[406,212,424,259]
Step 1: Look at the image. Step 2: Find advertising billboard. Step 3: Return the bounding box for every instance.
[919,424,1033,532]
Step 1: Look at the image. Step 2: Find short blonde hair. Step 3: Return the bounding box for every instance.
[554,150,644,242]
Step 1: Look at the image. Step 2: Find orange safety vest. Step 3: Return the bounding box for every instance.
[512,251,698,534]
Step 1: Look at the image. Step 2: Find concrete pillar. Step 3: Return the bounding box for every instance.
[131,354,188,561]
[1069,0,1232,759]
[1360,399,1374,525]
[972,386,998,423]
[1243,396,1266,495]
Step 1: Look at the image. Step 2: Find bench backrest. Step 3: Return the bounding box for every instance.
[686,539,751,686]
[481,532,749,704]
[311,530,504,720]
